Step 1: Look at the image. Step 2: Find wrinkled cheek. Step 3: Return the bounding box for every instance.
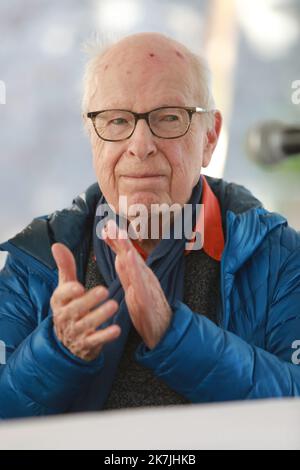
[90,139,100,170]
[91,140,110,176]
[95,159,119,204]
[94,157,113,187]
[92,136,103,156]
[169,148,189,179]
[170,150,199,203]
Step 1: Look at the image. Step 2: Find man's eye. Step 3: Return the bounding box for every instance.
[109,118,128,125]
[160,114,179,122]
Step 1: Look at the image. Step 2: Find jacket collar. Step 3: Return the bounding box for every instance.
[185,175,225,261]
[131,175,224,262]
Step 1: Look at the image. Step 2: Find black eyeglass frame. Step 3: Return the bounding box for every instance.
[86,106,214,142]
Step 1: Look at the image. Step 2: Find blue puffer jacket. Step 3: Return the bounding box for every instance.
[0,177,300,419]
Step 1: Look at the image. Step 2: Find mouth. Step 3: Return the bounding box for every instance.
[121,174,165,179]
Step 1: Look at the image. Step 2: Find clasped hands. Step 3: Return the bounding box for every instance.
[50,220,172,361]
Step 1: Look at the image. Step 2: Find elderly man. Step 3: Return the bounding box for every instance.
[0,32,300,419]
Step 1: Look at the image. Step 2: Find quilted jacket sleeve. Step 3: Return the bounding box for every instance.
[0,253,104,419]
[136,247,300,402]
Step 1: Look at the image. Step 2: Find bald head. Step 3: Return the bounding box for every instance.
[99,32,191,67]
[82,32,215,129]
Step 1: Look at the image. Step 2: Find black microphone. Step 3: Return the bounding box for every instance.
[246,121,300,165]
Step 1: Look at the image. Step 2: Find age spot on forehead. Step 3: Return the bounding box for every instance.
[175,50,185,60]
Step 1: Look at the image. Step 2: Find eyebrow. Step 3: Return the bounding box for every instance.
[96,100,188,112]
[158,103,186,107]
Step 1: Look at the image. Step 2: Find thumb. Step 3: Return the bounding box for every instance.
[51,243,77,285]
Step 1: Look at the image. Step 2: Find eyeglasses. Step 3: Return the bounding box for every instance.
[86,106,213,142]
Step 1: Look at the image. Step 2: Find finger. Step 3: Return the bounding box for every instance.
[84,324,121,348]
[102,220,132,256]
[59,285,110,323]
[74,299,119,335]
[130,244,146,267]
[120,265,146,334]
[126,249,149,305]
[102,229,117,253]
[102,219,120,254]
[131,247,154,287]
[51,281,85,310]
[124,284,141,324]
[129,249,168,311]
[128,248,146,287]
[51,243,77,286]
[115,253,131,290]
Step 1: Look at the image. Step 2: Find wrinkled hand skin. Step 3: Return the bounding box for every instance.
[50,242,121,362]
[102,220,173,350]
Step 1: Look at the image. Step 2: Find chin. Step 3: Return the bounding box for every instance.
[132,191,161,205]
[123,192,167,213]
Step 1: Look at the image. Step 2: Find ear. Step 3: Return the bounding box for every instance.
[202,111,222,167]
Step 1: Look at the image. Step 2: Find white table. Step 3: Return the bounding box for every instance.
[0,398,299,450]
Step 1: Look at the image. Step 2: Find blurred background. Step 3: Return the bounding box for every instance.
[0,0,300,269]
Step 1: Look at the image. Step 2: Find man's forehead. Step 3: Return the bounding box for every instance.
[98,54,189,82]
[87,38,198,110]
[91,84,193,111]
[92,63,195,107]
[100,35,189,64]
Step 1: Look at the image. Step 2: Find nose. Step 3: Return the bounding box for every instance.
[126,118,157,161]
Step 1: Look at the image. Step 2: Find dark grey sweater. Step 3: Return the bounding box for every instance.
[84,243,221,409]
